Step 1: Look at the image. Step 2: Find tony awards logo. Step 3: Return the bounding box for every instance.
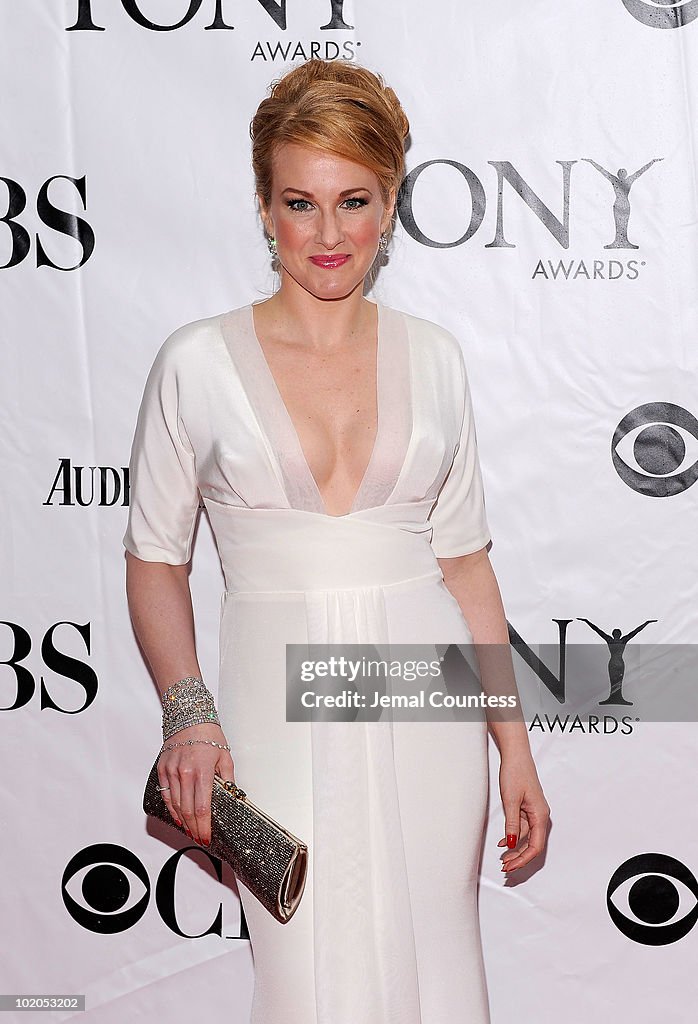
[66,0,360,60]
[397,157,663,280]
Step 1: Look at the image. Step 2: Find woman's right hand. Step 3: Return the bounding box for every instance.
[156,722,235,847]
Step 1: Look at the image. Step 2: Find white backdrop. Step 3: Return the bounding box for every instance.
[2,1,698,1021]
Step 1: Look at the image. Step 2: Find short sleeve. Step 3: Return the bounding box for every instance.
[428,344,492,558]
[123,337,201,564]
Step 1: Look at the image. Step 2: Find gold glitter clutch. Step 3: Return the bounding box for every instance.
[143,756,308,924]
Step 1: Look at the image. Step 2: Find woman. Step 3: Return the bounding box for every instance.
[124,58,550,1024]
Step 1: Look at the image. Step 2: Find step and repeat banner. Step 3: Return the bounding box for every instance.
[2,2,698,1021]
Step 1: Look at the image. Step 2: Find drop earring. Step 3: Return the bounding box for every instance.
[378,232,389,254]
[267,235,277,261]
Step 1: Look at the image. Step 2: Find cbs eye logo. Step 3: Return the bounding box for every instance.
[621,0,698,28]
[607,853,698,944]
[611,403,698,496]
[62,843,248,938]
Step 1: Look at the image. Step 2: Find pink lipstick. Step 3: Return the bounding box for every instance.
[309,254,350,269]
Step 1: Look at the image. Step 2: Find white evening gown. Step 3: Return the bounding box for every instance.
[123,300,493,1024]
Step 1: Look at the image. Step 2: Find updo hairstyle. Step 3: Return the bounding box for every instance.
[250,58,410,241]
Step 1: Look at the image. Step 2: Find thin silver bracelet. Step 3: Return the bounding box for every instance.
[160,738,230,753]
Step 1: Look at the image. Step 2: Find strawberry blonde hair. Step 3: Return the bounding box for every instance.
[250,58,410,240]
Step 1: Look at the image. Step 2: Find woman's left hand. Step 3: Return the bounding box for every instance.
[497,750,550,874]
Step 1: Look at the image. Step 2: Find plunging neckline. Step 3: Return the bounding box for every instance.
[248,299,383,519]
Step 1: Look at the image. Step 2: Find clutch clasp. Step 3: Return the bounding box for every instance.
[219,777,246,800]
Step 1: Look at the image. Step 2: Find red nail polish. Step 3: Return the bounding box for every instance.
[506,834,517,849]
